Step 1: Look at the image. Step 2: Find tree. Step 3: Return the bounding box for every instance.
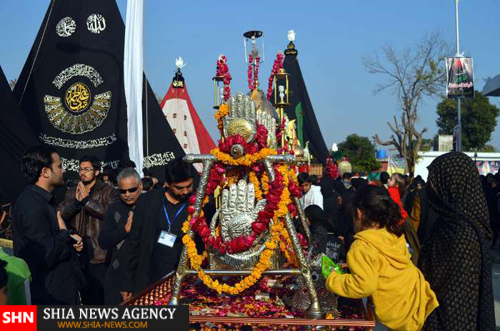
[480,144,497,153]
[364,31,449,176]
[338,134,380,173]
[420,138,434,152]
[436,91,500,151]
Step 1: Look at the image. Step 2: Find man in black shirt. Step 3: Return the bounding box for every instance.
[12,145,83,304]
[98,168,142,304]
[120,158,194,301]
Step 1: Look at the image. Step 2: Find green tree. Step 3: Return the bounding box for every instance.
[365,31,449,176]
[338,134,381,172]
[420,138,434,152]
[480,144,497,153]
[436,91,500,151]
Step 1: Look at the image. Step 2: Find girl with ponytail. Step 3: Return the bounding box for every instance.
[325,185,438,330]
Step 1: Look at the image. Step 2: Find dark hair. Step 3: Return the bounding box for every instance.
[100,167,117,185]
[391,173,408,198]
[352,185,403,236]
[297,173,309,185]
[380,172,390,185]
[304,205,328,225]
[21,145,58,184]
[141,177,154,192]
[118,159,136,170]
[143,168,154,177]
[164,157,194,184]
[342,172,353,180]
[351,177,367,190]
[0,259,7,289]
[79,155,101,172]
[309,175,319,184]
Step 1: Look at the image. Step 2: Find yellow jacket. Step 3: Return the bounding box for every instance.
[326,227,438,330]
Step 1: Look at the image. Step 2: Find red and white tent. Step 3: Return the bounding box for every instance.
[160,68,216,171]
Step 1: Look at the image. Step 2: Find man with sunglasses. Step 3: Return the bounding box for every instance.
[98,168,142,304]
[59,155,119,304]
[119,158,195,300]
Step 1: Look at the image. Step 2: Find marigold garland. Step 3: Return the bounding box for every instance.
[183,220,285,295]
[180,129,305,294]
[248,171,263,201]
[215,103,230,135]
[210,148,276,167]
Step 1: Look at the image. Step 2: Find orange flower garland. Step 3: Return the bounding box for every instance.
[182,165,295,295]
[210,148,276,167]
[182,218,288,295]
[248,171,263,201]
[214,103,230,134]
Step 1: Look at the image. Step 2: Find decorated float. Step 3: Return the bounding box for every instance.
[124,31,374,330]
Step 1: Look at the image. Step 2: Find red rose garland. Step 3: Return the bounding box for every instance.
[325,156,339,180]
[185,124,304,255]
[266,52,284,101]
[216,55,232,101]
[248,54,261,91]
[188,164,284,254]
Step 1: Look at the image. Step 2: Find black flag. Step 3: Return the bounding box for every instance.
[283,42,329,164]
[0,66,38,204]
[14,0,185,180]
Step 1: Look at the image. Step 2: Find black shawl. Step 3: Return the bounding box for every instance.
[419,152,495,330]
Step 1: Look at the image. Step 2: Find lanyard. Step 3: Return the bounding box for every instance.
[162,198,186,232]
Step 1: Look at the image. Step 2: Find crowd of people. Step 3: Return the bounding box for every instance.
[1,145,195,306]
[0,144,499,330]
[298,153,499,330]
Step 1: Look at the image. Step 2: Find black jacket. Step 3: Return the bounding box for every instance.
[98,200,132,304]
[12,185,82,304]
[120,189,188,294]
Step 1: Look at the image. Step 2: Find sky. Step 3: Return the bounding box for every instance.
[1,0,499,151]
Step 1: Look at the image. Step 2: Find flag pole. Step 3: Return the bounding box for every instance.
[454,0,462,152]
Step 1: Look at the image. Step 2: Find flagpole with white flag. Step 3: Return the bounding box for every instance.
[124,0,144,174]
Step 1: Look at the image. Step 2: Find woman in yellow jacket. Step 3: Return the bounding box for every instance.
[325,185,438,330]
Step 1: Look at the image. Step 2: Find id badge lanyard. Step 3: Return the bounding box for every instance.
[162,198,186,232]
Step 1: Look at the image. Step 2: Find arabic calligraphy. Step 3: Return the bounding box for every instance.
[56,17,76,37]
[65,82,91,112]
[53,64,103,89]
[44,91,112,134]
[39,133,117,149]
[87,14,106,34]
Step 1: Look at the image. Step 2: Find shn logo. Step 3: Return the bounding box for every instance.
[2,312,34,323]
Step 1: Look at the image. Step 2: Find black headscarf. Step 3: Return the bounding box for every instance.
[419,152,495,330]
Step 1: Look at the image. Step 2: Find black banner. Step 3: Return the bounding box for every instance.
[283,42,329,164]
[14,0,186,181]
[446,57,474,99]
[37,306,188,331]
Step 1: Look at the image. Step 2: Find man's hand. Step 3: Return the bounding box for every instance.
[120,291,132,302]
[70,234,83,252]
[76,182,89,202]
[124,211,134,234]
[57,211,67,231]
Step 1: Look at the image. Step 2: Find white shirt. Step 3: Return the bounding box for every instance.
[300,185,324,210]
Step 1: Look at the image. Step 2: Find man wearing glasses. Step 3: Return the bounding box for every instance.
[119,158,195,301]
[59,155,119,304]
[98,168,142,304]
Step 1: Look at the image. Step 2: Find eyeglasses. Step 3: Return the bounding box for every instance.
[79,167,94,173]
[119,186,139,194]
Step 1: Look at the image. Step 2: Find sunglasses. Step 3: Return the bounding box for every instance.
[118,186,139,194]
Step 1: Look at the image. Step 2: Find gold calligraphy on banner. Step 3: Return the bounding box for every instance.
[65,82,91,112]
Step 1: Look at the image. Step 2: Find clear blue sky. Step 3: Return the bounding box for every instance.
[1,0,499,150]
